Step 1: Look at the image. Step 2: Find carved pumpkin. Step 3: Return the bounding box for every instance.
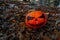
[25,11,47,30]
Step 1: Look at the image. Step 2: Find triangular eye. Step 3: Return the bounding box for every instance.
[38,14,45,18]
[27,16,34,20]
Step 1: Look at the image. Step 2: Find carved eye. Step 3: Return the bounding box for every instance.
[27,16,34,20]
[38,14,45,18]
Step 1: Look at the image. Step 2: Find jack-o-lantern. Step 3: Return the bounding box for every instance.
[25,11,47,30]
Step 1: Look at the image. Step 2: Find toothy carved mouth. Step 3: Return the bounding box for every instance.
[28,22,45,27]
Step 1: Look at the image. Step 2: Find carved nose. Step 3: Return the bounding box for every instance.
[35,19,38,21]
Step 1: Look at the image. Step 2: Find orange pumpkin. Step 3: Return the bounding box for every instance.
[25,11,47,30]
